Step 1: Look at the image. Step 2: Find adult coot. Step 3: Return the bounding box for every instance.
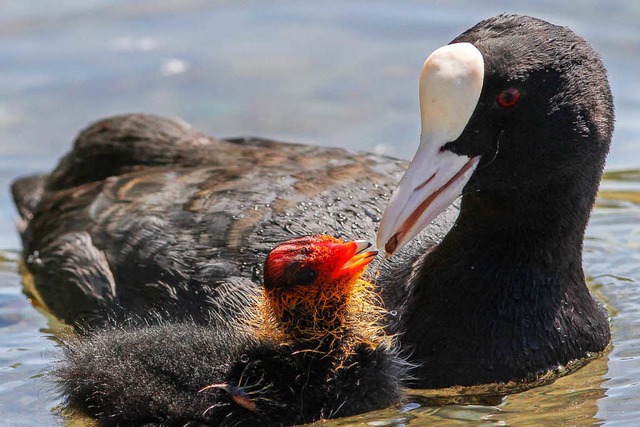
[55,236,407,426]
[13,14,613,388]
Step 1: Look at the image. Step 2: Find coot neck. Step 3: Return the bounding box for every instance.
[424,172,594,302]
[278,304,348,339]
[454,173,595,268]
[398,170,610,387]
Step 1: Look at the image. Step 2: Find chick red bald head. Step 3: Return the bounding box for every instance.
[255,235,387,345]
[263,236,376,292]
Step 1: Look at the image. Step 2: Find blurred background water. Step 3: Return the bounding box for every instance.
[0,1,639,425]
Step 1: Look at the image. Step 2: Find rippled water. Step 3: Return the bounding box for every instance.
[1,1,639,425]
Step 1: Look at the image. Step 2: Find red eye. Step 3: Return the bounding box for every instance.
[497,87,520,108]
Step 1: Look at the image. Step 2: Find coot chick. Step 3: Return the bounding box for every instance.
[15,14,613,388]
[55,236,408,426]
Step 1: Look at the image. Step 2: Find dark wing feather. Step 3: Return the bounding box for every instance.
[14,114,454,326]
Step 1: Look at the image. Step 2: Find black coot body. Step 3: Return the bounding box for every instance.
[14,14,613,388]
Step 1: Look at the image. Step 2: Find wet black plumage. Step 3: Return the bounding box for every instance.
[14,14,613,388]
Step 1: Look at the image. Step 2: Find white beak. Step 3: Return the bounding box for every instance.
[377,43,485,255]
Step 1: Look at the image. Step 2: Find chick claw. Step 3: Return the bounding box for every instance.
[200,383,258,412]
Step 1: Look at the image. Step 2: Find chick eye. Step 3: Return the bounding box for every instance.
[497,87,520,108]
[295,267,318,286]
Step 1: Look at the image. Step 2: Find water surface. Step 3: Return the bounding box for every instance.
[1,1,639,425]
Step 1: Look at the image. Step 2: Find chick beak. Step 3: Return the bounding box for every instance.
[200,383,258,412]
[331,240,377,279]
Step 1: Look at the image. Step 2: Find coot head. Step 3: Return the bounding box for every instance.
[262,236,377,326]
[378,14,614,254]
